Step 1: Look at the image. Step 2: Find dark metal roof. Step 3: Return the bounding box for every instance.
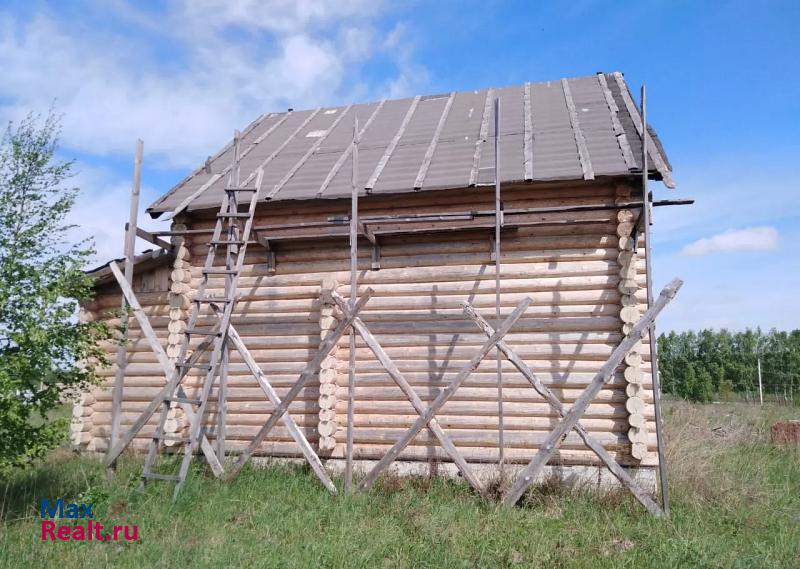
[147,72,674,218]
[86,248,173,286]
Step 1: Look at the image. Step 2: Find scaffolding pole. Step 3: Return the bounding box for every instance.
[345,117,359,493]
[641,85,670,516]
[109,139,143,475]
[493,98,505,471]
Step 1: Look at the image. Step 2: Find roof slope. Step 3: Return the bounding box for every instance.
[148,71,673,217]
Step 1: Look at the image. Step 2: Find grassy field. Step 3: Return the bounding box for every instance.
[1,401,798,568]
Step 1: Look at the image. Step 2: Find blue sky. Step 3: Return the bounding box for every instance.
[1,0,798,331]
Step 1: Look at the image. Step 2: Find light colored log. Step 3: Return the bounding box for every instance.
[625,397,645,415]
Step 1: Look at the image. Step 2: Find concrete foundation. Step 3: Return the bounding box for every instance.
[250,457,658,495]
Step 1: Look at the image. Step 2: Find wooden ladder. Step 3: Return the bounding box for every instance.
[140,136,264,500]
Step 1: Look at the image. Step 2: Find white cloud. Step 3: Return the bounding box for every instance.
[64,164,165,265]
[175,0,381,35]
[680,226,779,256]
[0,2,425,169]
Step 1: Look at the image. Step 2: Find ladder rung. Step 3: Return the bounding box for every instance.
[184,327,222,336]
[218,212,251,218]
[175,362,212,371]
[202,268,238,275]
[212,240,246,246]
[193,297,234,303]
[165,395,203,405]
[142,473,182,482]
[153,434,192,443]
[225,187,257,192]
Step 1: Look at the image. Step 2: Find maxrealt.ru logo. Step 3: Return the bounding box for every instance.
[40,499,139,542]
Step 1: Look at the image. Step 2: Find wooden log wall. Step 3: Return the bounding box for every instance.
[77,181,656,468]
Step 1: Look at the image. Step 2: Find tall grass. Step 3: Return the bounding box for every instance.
[1,402,798,568]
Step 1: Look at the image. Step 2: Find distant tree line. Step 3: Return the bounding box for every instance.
[657,329,800,403]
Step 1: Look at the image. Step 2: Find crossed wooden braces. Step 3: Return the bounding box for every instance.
[349,277,682,518]
[104,258,680,516]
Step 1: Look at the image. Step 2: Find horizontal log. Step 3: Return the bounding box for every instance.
[89,437,657,466]
[336,399,655,419]
[89,370,654,393]
[192,259,645,286]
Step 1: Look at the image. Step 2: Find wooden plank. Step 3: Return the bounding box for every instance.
[494,96,504,470]
[561,78,595,181]
[135,227,173,251]
[641,84,671,516]
[104,262,224,477]
[523,83,533,181]
[356,297,531,492]
[268,104,354,200]
[596,73,636,170]
[111,140,143,454]
[242,108,322,188]
[469,89,494,186]
[215,131,241,463]
[226,323,337,494]
[226,289,374,479]
[503,278,683,506]
[332,292,483,492]
[317,99,386,197]
[612,72,675,188]
[463,304,663,517]
[413,92,455,189]
[345,117,359,492]
[365,96,421,191]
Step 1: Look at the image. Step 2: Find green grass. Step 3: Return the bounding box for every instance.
[1,402,798,568]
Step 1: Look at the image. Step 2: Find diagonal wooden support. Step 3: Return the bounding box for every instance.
[504,278,683,506]
[463,304,663,517]
[356,297,532,492]
[224,320,337,494]
[104,262,223,476]
[331,291,484,493]
[226,289,375,479]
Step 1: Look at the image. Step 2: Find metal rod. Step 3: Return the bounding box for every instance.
[345,117,359,493]
[758,358,763,405]
[641,84,670,516]
[494,97,504,471]
[110,139,143,473]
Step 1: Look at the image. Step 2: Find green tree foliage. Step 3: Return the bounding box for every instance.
[658,328,800,403]
[0,112,110,474]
